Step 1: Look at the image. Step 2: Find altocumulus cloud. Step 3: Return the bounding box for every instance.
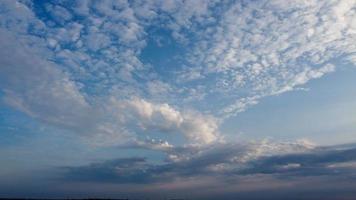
[0,0,355,147]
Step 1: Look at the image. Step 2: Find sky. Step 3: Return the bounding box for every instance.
[0,0,356,199]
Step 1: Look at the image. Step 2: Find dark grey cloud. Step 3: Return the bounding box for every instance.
[53,143,356,199]
[61,157,153,183]
[2,142,356,199]
[241,146,356,177]
[61,143,356,185]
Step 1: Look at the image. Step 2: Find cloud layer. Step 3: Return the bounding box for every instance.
[59,141,356,199]
[0,0,355,148]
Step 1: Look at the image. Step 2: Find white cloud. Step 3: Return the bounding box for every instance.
[164,138,315,167]
[0,26,218,146]
[110,97,220,145]
[45,4,72,24]
[0,0,355,148]
[221,96,259,118]
[0,29,92,131]
[0,27,218,146]
[134,137,174,151]
[177,0,356,116]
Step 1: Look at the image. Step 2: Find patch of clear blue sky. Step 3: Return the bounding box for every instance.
[140,29,185,78]
[0,91,43,147]
[222,63,356,145]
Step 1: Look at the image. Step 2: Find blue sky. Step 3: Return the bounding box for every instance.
[0,0,356,199]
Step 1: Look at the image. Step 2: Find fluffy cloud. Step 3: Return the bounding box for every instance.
[0,27,217,146]
[0,0,355,147]
[177,0,356,116]
[0,0,221,146]
[110,97,219,145]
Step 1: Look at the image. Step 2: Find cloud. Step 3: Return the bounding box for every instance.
[0,25,217,146]
[0,28,93,133]
[62,157,151,183]
[0,0,220,145]
[61,139,317,183]
[176,0,356,116]
[56,141,356,199]
[0,26,217,146]
[110,97,220,145]
[240,145,356,176]
[0,0,355,147]
[1,1,356,198]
